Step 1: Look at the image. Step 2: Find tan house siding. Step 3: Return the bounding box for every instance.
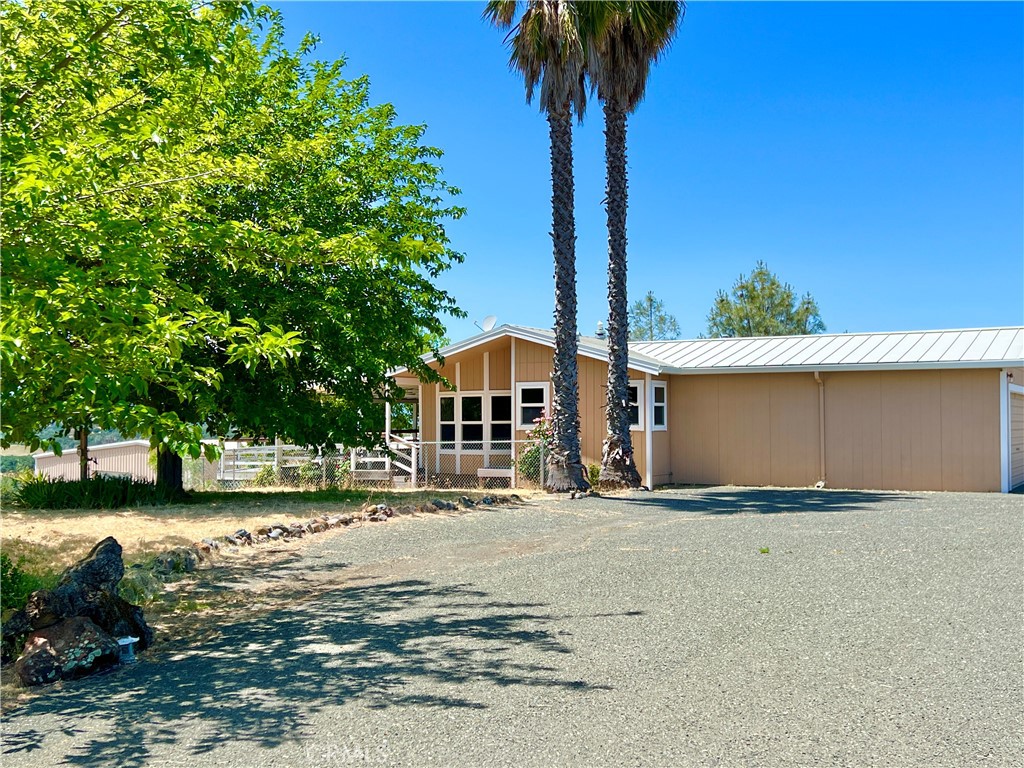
[769,374,822,487]
[826,369,1000,492]
[940,369,1002,492]
[669,368,1000,492]
[824,372,884,490]
[669,375,720,484]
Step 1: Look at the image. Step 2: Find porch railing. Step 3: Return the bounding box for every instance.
[199,438,547,491]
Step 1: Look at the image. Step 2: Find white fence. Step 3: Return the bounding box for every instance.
[193,439,549,491]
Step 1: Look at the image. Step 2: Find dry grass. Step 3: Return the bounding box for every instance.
[1,487,540,574]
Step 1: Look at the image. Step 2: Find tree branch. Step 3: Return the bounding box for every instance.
[74,170,220,201]
[15,6,132,108]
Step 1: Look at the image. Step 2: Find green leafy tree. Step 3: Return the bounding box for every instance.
[629,292,681,341]
[485,0,590,491]
[589,2,683,488]
[1,1,301,465]
[706,262,826,338]
[154,22,464,489]
[2,2,465,493]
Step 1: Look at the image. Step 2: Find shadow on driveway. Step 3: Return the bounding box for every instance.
[628,487,921,516]
[3,577,621,767]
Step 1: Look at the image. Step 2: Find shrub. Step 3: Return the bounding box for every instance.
[13,475,177,509]
[249,465,278,487]
[0,553,51,612]
[517,412,553,484]
[298,461,323,489]
[587,463,601,487]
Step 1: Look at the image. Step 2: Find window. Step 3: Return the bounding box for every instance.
[438,391,513,454]
[491,395,512,451]
[652,381,667,431]
[516,382,549,429]
[627,380,644,431]
[439,395,455,449]
[461,396,483,450]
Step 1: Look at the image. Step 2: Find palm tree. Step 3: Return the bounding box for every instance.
[590,1,683,488]
[484,1,592,491]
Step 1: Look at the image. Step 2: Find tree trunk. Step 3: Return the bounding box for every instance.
[156,446,185,497]
[77,427,89,482]
[599,101,642,489]
[545,105,588,492]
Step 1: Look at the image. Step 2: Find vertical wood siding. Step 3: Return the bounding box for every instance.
[669,368,1001,492]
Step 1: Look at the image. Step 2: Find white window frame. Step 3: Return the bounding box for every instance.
[439,393,456,449]
[651,381,668,432]
[460,393,484,452]
[437,390,513,455]
[489,393,513,451]
[516,382,550,430]
[628,379,644,432]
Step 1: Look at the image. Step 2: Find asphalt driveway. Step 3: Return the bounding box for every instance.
[2,488,1022,767]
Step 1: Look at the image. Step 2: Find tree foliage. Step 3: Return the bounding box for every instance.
[629,292,681,341]
[706,262,825,338]
[2,1,464,460]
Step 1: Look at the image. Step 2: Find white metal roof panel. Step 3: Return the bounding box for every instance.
[629,327,1023,372]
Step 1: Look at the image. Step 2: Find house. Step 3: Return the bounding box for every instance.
[390,324,1024,493]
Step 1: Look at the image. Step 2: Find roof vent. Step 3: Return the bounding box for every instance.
[595,321,606,340]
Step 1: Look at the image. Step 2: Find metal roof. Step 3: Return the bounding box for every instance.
[392,325,1023,379]
[632,327,1024,374]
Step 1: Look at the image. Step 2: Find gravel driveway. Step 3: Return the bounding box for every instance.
[2,487,1022,767]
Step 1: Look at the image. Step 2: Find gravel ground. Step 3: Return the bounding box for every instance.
[2,487,1022,767]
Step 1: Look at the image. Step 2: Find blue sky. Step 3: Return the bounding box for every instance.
[271,1,1023,341]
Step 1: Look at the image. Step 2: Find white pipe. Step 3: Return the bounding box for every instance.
[814,371,826,484]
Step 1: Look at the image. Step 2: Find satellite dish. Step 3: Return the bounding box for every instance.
[481,315,497,332]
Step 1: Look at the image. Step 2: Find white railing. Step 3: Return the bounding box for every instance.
[210,437,546,490]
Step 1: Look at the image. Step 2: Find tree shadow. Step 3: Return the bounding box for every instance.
[2,578,621,767]
[628,487,922,516]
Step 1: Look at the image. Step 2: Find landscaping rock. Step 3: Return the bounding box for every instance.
[268,529,283,540]
[118,567,164,605]
[2,537,153,674]
[431,499,456,511]
[153,547,199,575]
[480,496,496,505]
[459,496,476,507]
[14,616,120,687]
[58,537,124,593]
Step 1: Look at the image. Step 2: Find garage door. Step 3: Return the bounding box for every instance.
[1012,392,1024,490]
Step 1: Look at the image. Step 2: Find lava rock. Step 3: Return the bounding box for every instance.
[14,616,120,687]
[58,537,124,593]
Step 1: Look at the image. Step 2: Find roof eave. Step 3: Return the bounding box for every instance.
[663,359,1023,375]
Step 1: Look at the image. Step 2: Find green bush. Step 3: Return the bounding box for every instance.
[249,465,278,487]
[13,475,177,509]
[1,553,51,612]
[298,461,322,488]
[587,463,601,487]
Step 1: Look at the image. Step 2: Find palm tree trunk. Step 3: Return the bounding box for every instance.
[599,100,642,488]
[545,105,588,492]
